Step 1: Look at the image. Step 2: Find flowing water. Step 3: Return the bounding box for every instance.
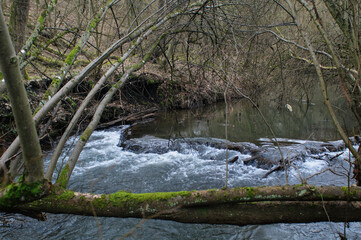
[1,95,361,239]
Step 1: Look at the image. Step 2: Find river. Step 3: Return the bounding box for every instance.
[1,93,361,239]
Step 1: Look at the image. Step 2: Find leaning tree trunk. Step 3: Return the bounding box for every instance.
[0,0,57,96]
[0,0,191,167]
[57,33,166,187]
[6,185,361,225]
[44,10,162,180]
[285,0,361,185]
[0,6,43,183]
[0,8,168,168]
[8,0,30,53]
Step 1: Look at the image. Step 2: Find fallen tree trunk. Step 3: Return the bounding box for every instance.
[5,185,361,226]
[96,107,158,129]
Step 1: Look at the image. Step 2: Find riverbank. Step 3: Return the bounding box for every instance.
[0,70,359,155]
[0,66,236,153]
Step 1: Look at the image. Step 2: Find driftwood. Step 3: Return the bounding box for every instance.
[96,107,158,129]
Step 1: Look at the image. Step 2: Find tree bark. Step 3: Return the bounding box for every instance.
[7,185,361,225]
[0,6,43,183]
[9,0,30,53]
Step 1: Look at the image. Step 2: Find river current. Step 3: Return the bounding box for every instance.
[1,97,361,239]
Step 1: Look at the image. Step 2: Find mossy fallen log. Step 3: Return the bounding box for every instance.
[2,185,361,225]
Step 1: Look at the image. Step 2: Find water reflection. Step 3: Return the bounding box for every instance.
[130,97,359,142]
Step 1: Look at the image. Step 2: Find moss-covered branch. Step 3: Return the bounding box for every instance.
[42,0,119,104]
[17,0,58,66]
[0,180,51,208]
[20,28,76,70]
[6,185,361,225]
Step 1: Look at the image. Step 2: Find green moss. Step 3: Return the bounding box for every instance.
[0,182,43,208]
[143,53,152,63]
[23,69,30,80]
[51,77,62,88]
[65,45,81,65]
[75,190,191,212]
[56,189,75,201]
[80,127,93,142]
[38,11,46,25]
[88,79,95,88]
[341,186,357,196]
[298,189,307,197]
[36,55,62,67]
[112,81,123,89]
[132,63,142,70]
[108,190,191,208]
[93,195,109,209]
[17,174,24,183]
[71,100,77,109]
[87,17,100,32]
[244,187,255,198]
[130,40,138,48]
[341,186,348,194]
[89,19,97,30]
[56,164,70,188]
[42,89,51,101]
